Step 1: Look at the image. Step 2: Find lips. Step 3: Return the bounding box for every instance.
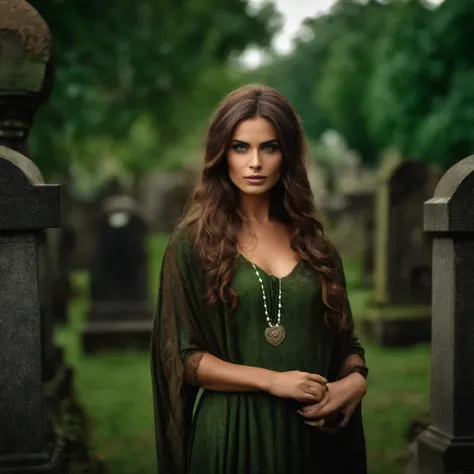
[244,176,266,184]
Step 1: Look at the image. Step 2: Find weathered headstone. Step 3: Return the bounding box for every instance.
[0,145,65,472]
[416,156,474,473]
[82,194,152,352]
[138,167,197,232]
[69,176,127,271]
[0,2,102,472]
[361,153,442,346]
[342,191,375,287]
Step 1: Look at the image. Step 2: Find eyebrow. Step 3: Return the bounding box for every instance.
[231,138,279,146]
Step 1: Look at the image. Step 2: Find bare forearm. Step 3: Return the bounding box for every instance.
[195,353,274,392]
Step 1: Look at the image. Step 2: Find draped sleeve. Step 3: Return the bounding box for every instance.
[327,250,368,474]
[150,229,208,474]
[336,252,366,363]
[328,250,367,380]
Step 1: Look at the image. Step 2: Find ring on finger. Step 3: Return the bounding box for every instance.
[318,381,328,392]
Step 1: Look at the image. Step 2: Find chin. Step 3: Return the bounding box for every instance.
[238,183,274,195]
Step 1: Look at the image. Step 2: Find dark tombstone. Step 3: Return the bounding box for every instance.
[342,191,374,287]
[69,176,127,272]
[0,2,102,472]
[82,194,152,352]
[362,153,443,346]
[48,225,75,324]
[416,155,474,473]
[0,146,65,472]
[95,176,127,205]
[69,197,97,270]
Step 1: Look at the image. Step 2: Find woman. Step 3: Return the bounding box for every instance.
[150,84,369,474]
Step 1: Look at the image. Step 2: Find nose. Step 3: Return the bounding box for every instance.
[249,149,262,170]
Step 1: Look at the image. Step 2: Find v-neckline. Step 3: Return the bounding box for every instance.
[238,253,303,280]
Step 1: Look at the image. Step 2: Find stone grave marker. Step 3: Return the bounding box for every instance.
[0,2,103,472]
[416,155,474,473]
[82,194,152,352]
[361,152,442,346]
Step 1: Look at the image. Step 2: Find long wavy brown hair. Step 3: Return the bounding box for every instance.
[178,84,348,332]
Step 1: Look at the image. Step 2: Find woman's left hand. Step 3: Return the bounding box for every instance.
[297,373,366,432]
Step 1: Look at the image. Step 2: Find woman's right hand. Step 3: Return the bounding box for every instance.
[267,371,328,404]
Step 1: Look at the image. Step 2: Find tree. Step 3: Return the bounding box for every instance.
[257,0,391,165]
[29,0,281,177]
[315,0,392,165]
[367,0,474,168]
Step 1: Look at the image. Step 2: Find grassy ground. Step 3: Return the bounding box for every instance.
[55,235,430,474]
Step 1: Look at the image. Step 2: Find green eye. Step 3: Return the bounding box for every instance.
[232,144,247,153]
[262,144,278,152]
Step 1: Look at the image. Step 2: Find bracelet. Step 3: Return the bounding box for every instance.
[339,364,369,381]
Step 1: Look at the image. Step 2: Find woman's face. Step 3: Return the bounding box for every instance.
[226,116,282,196]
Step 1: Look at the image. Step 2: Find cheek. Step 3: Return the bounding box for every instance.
[226,153,240,180]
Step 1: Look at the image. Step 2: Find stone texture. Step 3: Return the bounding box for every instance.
[417,155,474,473]
[0,148,62,471]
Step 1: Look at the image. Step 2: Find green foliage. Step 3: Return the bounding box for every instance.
[29,0,281,177]
[368,0,474,168]
[258,0,391,164]
[316,0,392,164]
[258,0,474,169]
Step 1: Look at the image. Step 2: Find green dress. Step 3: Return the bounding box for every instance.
[151,229,367,474]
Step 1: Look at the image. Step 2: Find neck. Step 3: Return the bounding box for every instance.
[239,191,271,224]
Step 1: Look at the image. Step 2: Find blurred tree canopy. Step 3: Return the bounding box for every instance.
[29,0,281,177]
[259,0,474,169]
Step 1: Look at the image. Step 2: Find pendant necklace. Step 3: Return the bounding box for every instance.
[250,262,286,347]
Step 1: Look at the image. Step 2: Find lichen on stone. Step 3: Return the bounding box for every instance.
[0,0,52,60]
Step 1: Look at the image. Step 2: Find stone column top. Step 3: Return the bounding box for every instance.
[0,146,60,230]
[0,0,52,93]
[424,155,474,233]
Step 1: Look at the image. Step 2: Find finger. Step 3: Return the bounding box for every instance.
[304,418,326,428]
[297,398,330,419]
[299,391,329,413]
[304,385,325,401]
[306,373,328,385]
[307,392,330,412]
[297,393,323,404]
[339,404,357,427]
[310,401,340,419]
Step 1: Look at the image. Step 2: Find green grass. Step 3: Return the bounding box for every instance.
[55,238,430,474]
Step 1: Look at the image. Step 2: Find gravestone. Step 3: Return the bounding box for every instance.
[0,2,102,472]
[69,176,127,271]
[47,225,75,324]
[0,146,66,472]
[342,191,375,287]
[138,168,196,232]
[361,153,442,346]
[416,155,474,473]
[82,194,153,352]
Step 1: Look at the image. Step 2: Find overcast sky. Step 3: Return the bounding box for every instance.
[241,0,445,68]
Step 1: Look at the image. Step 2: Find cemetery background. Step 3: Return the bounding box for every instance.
[4,0,474,473]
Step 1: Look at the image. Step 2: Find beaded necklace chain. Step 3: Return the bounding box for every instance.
[250,263,286,347]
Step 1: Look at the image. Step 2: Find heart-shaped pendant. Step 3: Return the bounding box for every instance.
[264,325,286,347]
